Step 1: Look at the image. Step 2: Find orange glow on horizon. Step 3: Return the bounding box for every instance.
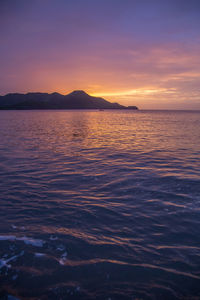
[91,88,177,98]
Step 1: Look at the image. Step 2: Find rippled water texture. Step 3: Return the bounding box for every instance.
[0,110,200,299]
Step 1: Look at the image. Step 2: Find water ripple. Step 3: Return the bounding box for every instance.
[0,110,200,299]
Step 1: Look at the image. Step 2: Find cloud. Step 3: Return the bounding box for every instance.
[0,0,200,108]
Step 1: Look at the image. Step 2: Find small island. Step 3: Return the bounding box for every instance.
[0,90,138,110]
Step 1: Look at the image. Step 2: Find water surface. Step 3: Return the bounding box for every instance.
[0,110,200,299]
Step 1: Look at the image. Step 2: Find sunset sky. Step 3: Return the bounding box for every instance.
[0,0,200,109]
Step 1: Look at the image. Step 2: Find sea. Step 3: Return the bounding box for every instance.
[0,110,200,300]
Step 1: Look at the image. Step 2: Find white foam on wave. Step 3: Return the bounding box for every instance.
[50,235,58,241]
[59,252,67,265]
[0,251,24,270]
[0,235,44,247]
[0,235,16,241]
[34,252,46,257]
[18,237,44,247]
[11,225,26,230]
[57,244,66,251]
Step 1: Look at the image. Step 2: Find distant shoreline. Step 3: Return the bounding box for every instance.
[0,90,138,110]
[0,108,199,112]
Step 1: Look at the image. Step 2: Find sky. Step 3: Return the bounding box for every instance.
[0,0,200,109]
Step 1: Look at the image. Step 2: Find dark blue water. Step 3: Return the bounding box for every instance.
[0,110,200,299]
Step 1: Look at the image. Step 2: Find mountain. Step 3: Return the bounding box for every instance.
[0,90,138,110]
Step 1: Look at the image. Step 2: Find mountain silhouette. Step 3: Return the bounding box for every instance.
[0,90,138,110]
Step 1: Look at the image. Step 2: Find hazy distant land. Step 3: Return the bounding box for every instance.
[0,90,138,110]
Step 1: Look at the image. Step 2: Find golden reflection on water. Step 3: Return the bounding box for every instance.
[4,109,198,158]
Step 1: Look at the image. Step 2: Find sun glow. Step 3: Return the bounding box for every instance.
[91,88,176,98]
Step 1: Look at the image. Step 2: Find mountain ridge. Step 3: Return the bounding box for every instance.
[0,90,138,110]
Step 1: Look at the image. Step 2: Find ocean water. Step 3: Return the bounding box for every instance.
[0,110,200,300]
